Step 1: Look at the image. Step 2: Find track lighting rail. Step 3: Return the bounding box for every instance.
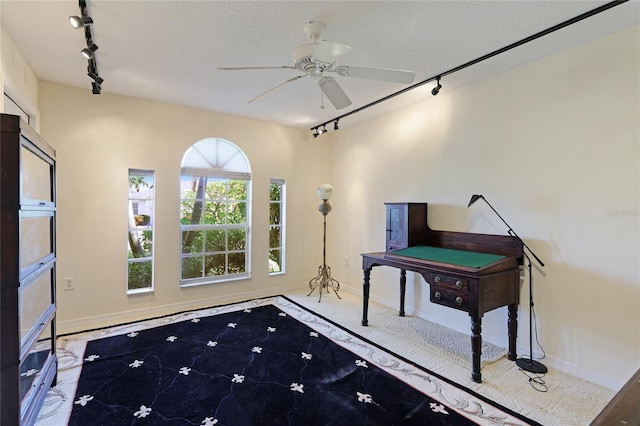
[310,0,628,136]
[70,0,103,94]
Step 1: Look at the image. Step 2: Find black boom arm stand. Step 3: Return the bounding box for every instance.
[467,194,547,374]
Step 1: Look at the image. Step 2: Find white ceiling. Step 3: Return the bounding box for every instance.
[1,1,638,130]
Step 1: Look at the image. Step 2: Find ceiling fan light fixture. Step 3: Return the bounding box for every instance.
[81,43,99,59]
[69,15,93,29]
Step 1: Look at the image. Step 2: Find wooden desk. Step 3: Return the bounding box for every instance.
[361,247,522,383]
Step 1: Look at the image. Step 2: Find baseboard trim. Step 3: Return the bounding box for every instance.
[340,284,623,391]
[58,282,623,391]
[57,288,279,335]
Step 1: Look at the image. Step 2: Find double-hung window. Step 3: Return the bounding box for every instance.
[269,179,285,274]
[127,169,155,293]
[180,139,251,286]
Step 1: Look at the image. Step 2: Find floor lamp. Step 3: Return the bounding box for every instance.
[308,184,341,302]
[467,194,547,374]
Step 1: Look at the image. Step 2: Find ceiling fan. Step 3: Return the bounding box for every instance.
[218,22,415,110]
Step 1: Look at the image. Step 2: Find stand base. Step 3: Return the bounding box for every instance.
[516,358,548,374]
[308,264,341,302]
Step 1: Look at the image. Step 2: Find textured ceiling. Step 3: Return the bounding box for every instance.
[1,1,638,130]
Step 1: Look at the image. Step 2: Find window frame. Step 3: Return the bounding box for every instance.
[127,169,155,294]
[179,138,252,287]
[269,178,286,275]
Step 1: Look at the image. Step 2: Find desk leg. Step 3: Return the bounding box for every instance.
[362,268,371,326]
[471,316,482,383]
[399,269,406,317]
[507,303,518,361]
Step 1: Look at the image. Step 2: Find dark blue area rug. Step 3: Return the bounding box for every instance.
[56,296,538,425]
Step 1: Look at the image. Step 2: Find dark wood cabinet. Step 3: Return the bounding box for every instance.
[385,202,428,252]
[1,114,57,426]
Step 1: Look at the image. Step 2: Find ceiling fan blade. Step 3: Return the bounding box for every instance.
[248,75,304,104]
[219,66,297,71]
[312,40,351,65]
[319,76,352,110]
[333,65,415,84]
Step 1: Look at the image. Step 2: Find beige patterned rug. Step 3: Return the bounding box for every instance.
[287,289,615,426]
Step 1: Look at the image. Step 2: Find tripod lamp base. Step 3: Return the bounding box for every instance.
[516,358,548,374]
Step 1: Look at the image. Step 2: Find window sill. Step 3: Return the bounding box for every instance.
[180,273,251,288]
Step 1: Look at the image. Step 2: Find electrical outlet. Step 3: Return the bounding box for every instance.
[64,277,75,291]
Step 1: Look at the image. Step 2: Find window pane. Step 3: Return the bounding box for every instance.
[228,229,246,250]
[204,201,226,224]
[227,202,246,224]
[182,230,203,253]
[229,180,247,200]
[206,180,226,201]
[269,203,281,225]
[181,199,205,225]
[182,256,203,279]
[128,260,153,290]
[269,226,280,249]
[128,230,153,257]
[269,183,281,201]
[205,229,226,252]
[228,252,246,274]
[269,249,282,273]
[204,254,225,276]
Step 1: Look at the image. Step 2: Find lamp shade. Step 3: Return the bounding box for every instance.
[317,184,333,200]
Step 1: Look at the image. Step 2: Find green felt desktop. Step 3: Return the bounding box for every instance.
[391,245,505,268]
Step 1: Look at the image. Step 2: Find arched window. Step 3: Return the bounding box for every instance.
[179,138,251,286]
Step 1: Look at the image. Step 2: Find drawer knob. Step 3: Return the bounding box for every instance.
[455,296,463,305]
[434,276,441,283]
[434,292,442,300]
[455,280,462,289]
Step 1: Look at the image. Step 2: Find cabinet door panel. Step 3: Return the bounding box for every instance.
[19,264,54,345]
[20,212,54,272]
[19,319,54,411]
[21,141,54,205]
[387,204,407,247]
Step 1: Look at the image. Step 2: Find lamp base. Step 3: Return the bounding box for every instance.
[308,264,341,302]
[515,357,548,374]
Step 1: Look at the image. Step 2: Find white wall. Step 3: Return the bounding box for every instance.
[328,26,639,390]
[0,26,40,129]
[38,82,330,333]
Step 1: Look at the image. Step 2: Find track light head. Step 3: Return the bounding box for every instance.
[431,77,442,96]
[91,81,101,94]
[81,43,99,59]
[312,128,319,138]
[87,71,104,85]
[334,121,339,131]
[69,15,93,29]
[318,125,326,135]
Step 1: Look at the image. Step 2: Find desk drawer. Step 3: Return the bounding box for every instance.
[428,273,468,291]
[430,286,469,311]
